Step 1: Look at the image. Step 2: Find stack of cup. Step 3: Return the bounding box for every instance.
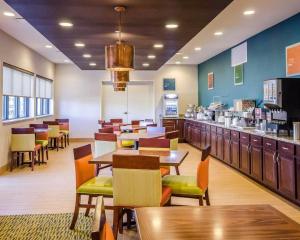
[293,122,300,140]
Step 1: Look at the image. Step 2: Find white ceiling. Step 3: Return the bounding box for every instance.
[167,0,300,65]
[0,0,70,64]
[0,0,299,66]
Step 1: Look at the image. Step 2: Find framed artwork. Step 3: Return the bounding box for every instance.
[286,42,300,76]
[163,78,175,91]
[208,72,214,90]
[234,64,244,86]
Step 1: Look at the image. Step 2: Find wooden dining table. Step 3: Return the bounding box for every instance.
[135,204,300,240]
[90,149,188,174]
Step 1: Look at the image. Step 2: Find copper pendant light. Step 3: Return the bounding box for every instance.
[105,6,134,71]
[111,70,129,83]
[114,87,126,92]
[113,82,127,88]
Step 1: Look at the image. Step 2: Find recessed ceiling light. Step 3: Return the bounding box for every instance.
[214,31,223,36]
[194,47,202,51]
[64,59,70,63]
[142,63,150,67]
[243,10,255,15]
[89,62,96,66]
[165,23,178,29]
[59,21,73,27]
[176,52,182,55]
[175,61,181,65]
[147,55,156,59]
[83,54,91,58]
[183,56,189,59]
[3,11,15,17]
[153,44,164,48]
[74,42,85,47]
[115,30,120,33]
[45,45,53,48]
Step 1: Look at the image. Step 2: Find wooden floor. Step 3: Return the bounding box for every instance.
[0,142,299,239]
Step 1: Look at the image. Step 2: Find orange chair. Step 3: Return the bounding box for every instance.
[43,121,64,151]
[70,144,113,229]
[110,119,123,124]
[91,196,114,240]
[131,120,140,126]
[162,145,211,206]
[138,138,171,177]
[29,124,49,163]
[112,154,171,239]
[10,128,41,171]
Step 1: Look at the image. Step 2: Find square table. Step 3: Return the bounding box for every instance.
[90,149,188,174]
[135,205,300,240]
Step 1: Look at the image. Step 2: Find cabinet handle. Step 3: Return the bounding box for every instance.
[277,154,280,163]
[247,145,251,153]
[266,143,272,146]
[272,152,277,164]
[242,136,246,139]
[253,139,258,142]
[282,147,289,151]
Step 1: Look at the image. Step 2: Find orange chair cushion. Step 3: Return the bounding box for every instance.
[34,144,41,151]
[160,186,172,206]
[75,154,95,188]
[101,222,115,240]
[160,167,170,177]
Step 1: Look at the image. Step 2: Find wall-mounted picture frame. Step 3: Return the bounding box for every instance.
[286,42,300,77]
[163,78,176,91]
[234,64,244,86]
[208,72,214,90]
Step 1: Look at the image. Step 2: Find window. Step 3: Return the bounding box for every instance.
[2,64,34,121]
[36,76,53,116]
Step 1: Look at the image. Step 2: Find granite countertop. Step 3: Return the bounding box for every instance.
[184,118,300,146]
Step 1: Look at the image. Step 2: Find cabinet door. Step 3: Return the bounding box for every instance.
[216,134,224,160]
[251,146,263,181]
[240,142,250,174]
[278,154,296,199]
[177,119,185,142]
[200,129,206,149]
[263,150,278,190]
[296,157,300,203]
[210,132,217,157]
[184,123,189,142]
[231,140,240,169]
[206,130,211,147]
[223,137,231,164]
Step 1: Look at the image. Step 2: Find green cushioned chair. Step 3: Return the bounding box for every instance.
[162,145,211,206]
[121,140,135,148]
[35,140,48,147]
[70,144,113,230]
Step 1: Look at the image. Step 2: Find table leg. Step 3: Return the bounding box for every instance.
[134,141,139,150]
[175,166,180,175]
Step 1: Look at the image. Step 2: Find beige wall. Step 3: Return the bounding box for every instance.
[55,64,198,138]
[0,29,55,169]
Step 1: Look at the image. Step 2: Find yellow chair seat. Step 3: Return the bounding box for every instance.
[121,140,135,147]
[77,176,113,195]
[162,175,204,196]
[35,140,48,147]
[60,130,69,135]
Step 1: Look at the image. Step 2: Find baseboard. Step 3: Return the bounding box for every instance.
[0,164,8,175]
[69,138,94,142]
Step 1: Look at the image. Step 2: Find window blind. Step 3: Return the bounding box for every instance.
[36,76,53,99]
[3,65,34,97]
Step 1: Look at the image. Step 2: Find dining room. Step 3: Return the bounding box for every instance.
[0,0,300,240]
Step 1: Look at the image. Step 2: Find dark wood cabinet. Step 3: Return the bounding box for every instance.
[231,131,240,169]
[191,125,200,149]
[210,126,217,157]
[205,125,211,147]
[184,121,191,143]
[250,135,263,181]
[200,124,206,149]
[240,133,250,175]
[263,139,278,190]
[277,142,295,199]
[223,129,231,164]
[296,146,300,203]
[216,127,224,160]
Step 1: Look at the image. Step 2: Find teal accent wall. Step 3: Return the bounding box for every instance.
[198,13,300,107]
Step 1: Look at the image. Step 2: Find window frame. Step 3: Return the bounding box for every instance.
[35,97,50,116]
[2,95,30,121]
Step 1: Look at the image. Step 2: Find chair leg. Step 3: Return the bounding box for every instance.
[10,152,14,172]
[70,194,81,230]
[113,207,121,239]
[205,189,210,206]
[67,134,70,145]
[31,151,35,171]
[41,147,45,163]
[56,138,59,151]
[46,145,49,160]
[85,195,93,216]
[199,196,203,206]
[64,134,67,147]
[61,136,64,149]
[175,166,180,175]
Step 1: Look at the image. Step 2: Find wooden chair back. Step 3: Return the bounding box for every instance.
[91,196,114,240]
[94,133,117,158]
[110,119,123,124]
[197,145,211,192]
[56,119,70,131]
[165,130,179,150]
[11,128,36,152]
[30,124,49,141]
[73,144,95,189]
[43,121,61,137]
[131,120,140,126]
[139,138,170,151]
[98,127,114,133]
[112,154,161,207]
